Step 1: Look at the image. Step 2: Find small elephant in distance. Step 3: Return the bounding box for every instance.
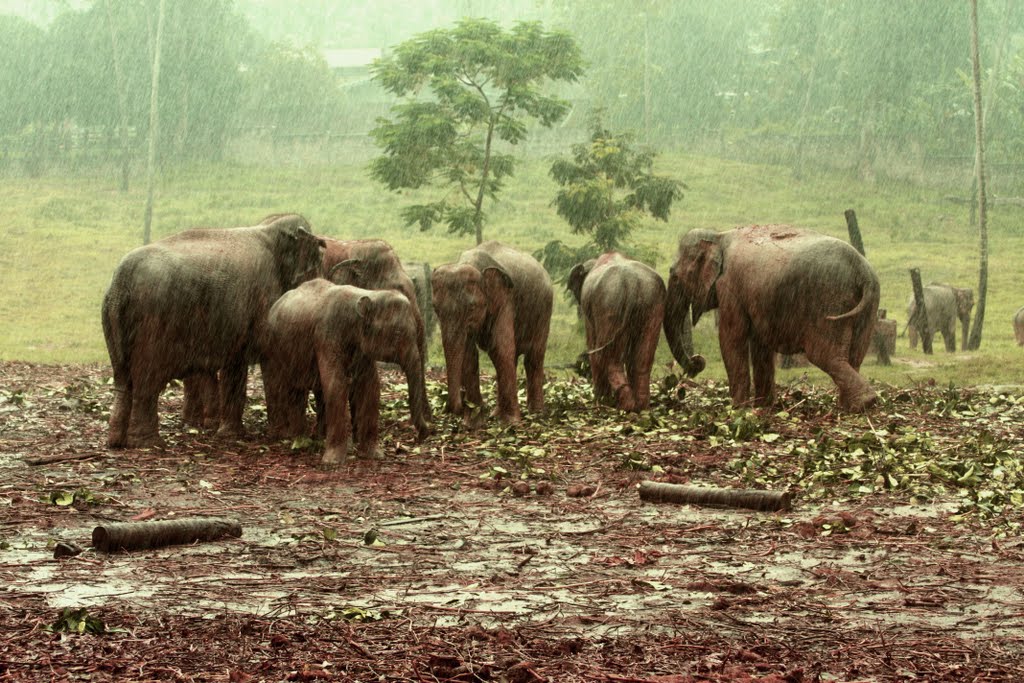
[261,279,431,468]
[432,241,553,424]
[567,252,667,412]
[102,214,325,448]
[1015,306,1024,346]
[664,225,880,413]
[906,283,973,352]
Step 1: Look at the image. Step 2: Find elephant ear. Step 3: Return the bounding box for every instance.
[566,263,589,305]
[481,266,514,315]
[329,259,365,286]
[956,288,974,315]
[691,239,723,324]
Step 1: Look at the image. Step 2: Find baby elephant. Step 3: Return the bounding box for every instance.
[568,252,666,412]
[261,279,431,468]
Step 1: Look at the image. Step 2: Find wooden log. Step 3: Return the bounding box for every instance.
[638,481,792,512]
[845,208,865,257]
[92,517,242,552]
[909,268,933,354]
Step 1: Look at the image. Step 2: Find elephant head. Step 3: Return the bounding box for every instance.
[567,259,597,307]
[355,289,431,440]
[262,214,326,288]
[663,230,717,378]
[430,257,513,415]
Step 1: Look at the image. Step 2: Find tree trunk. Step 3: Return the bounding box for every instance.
[143,0,166,245]
[967,0,988,350]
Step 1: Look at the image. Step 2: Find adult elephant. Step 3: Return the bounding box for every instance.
[403,261,436,344]
[906,283,973,352]
[432,241,552,423]
[567,252,668,412]
[1015,306,1024,346]
[664,225,880,412]
[102,214,325,448]
[262,279,430,467]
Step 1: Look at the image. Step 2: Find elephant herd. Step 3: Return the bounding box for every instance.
[107,215,1007,467]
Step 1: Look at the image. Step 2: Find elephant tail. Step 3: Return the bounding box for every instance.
[586,324,625,356]
[825,278,880,323]
[101,264,138,388]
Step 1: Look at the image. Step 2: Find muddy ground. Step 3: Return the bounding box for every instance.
[2,360,1023,682]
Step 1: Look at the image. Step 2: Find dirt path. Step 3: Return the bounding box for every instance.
[2,361,1023,681]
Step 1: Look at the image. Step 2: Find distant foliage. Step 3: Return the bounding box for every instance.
[369,18,584,244]
[537,118,682,280]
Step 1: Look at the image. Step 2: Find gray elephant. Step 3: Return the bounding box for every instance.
[102,214,325,448]
[906,283,973,352]
[432,241,552,423]
[403,261,436,344]
[262,279,430,467]
[567,252,666,412]
[1014,306,1024,346]
[664,225,880,412]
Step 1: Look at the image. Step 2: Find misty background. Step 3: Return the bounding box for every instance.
[1,0,1021,195]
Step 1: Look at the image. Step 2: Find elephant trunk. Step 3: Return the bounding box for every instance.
[399,347,432,442]
[664,272,706,378]
[441,326,465,414]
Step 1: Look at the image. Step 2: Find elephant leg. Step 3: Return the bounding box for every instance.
[585,320,611,403]
[717,312,752,407]
[351,361,382,459]
[318,352,352,469]
[943,326,956,353]
[908,324,918,349]
[490,311,521,423]
[463,342,483,409]
[599,346,633,411]
[107,384,131,448]
[126,373,163,447]
[805,333,877,413]
[524,335,548,414]
[749,341,776,407]
[216,361,247,439]
[627,306,662,412]
[183,373,218,428]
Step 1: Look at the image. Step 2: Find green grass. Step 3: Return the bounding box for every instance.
[2,151,1023,391]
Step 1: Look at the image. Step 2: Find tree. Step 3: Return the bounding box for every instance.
[539,117,682,277]
[369,18,584,244]
[967,0,988,350]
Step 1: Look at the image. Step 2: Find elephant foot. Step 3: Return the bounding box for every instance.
[215,423,246,441]
[124,432,166,449]
[840,386,878,413]
[685,354,707,378]
[614,385,637,412]
[415,421,433,443]
[355,445,384,461]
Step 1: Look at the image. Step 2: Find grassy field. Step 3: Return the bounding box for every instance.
[1,151,1022,391]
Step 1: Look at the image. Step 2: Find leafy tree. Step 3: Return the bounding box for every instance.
[369,18,584,244]
[539,117,682,278]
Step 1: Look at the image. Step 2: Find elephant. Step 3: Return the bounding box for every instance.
[261,279,431,467]
[431,241,552,423]
[567,252,665,412]
[102,214,325,448]
[664,225,880,412]
[906,283,973,352]
[402,261,436,344]
[1014,306,1024,346]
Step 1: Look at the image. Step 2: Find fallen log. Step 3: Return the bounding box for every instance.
[638,481,792,512]
[24,452,100,466]
[92,517,242,552]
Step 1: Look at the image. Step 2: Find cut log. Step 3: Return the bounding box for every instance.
[92,517,242,552]
[638,481,792,512]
